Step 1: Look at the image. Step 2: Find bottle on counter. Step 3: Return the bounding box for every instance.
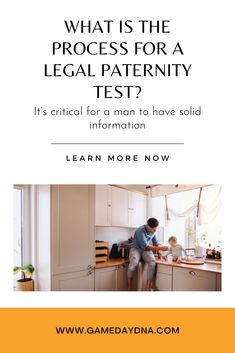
[212,247,216,259]
[206,243,213,259]
[215,241,222,260]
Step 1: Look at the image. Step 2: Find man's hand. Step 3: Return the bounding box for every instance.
[146,245,168,252]
[157,246,169,251]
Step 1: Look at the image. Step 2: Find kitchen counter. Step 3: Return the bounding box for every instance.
[156,259,222,274]
[95,258,129,269]
[96,257,222,274]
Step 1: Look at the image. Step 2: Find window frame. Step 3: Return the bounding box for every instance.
[14,185,31,266]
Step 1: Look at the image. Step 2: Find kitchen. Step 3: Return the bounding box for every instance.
[13,184,222,291]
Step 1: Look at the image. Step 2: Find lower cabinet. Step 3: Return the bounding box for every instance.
[95,265,129,291]
[116,265,128,291]
[156,264,220,291]
[52,263,221,292]
[172,267,217,291]
[52,270,95,291]
[216,273,222,291]
[95,267,117,291]
[156,264,172,291]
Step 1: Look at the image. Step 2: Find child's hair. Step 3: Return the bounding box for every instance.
[168,236,177,243]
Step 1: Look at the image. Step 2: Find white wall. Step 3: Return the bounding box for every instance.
[95,227,133,250]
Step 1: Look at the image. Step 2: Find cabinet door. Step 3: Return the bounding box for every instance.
[116,265,128,291]
[111,186,129,227]
[216,273,222,291]
[52,270,95,291]
[156,264,173,291]
[95,267,117,291]
[51,185,95,275]
[173,267,217,291]
[95,185,111,226]
[130,192,147,228]
[156,273,172,291]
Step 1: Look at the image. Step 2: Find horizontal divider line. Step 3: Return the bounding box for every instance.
[51,142,184,145]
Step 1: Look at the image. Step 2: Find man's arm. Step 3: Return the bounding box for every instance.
[151,234,159,246]
[138,232,168,252]
[137,231,148,250]
[150,234,159,253]
[146,245,168,251]
[163,246,171,257]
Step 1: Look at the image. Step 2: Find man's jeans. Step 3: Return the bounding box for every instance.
[128,247,156,280]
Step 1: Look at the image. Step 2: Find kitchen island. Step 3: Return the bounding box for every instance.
[156,259,221,274]
[96,258,221,274]
[96,258,222,291]
[155,259,221,291]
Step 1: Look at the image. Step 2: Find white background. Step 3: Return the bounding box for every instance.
[0,0,234,307]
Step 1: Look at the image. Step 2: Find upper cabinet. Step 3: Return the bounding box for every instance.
[129,192,147,228]
[95,185,146,228]
[111,186,130,226]
[95,185,112,226]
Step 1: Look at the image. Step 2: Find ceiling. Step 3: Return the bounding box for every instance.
[113,184,210,196]
[113,184,151,194]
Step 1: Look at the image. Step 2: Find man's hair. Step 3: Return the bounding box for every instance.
[147,217,159,228]
[168,236,177,242]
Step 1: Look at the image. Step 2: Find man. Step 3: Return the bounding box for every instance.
[127,217,168,291]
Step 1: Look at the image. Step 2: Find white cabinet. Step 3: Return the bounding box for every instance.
[172,267,217,291]
[52,270,95,291]
[216,273,222,291]
[51,185,95,280]
[95,185,146,228]
[155,264,220,291]
[156,264,172,291]
[95,265,130,291]
[95,185,129,227]
[129,192,147,228]
[95,267,117,291]
[116,265,128,291]
[111,187,129,227]
[95,185,112,226]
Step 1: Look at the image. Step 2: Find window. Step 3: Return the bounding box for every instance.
[13,185,31,272]
[196,185,222,246]
[151,185,222,249]
[14,188,23,280]
[13,185,51,291]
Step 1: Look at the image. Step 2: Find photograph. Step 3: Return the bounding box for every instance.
[13,184,222,291]
[2,0,234,348]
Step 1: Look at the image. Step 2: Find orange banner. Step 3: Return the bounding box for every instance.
[0,308,234,352]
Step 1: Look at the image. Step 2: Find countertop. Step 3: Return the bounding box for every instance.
[95,258,129,269]
[155,259,222,274]
[96,257,222,274]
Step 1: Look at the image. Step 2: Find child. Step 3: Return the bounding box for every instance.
[164,236,187,263]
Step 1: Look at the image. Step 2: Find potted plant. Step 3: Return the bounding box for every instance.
[13,264,35,291]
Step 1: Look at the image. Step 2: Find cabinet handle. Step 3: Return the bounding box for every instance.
[108,204,111,207]
[87,264,95,270]
[189,270,196,276]
[87,270,94,276]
